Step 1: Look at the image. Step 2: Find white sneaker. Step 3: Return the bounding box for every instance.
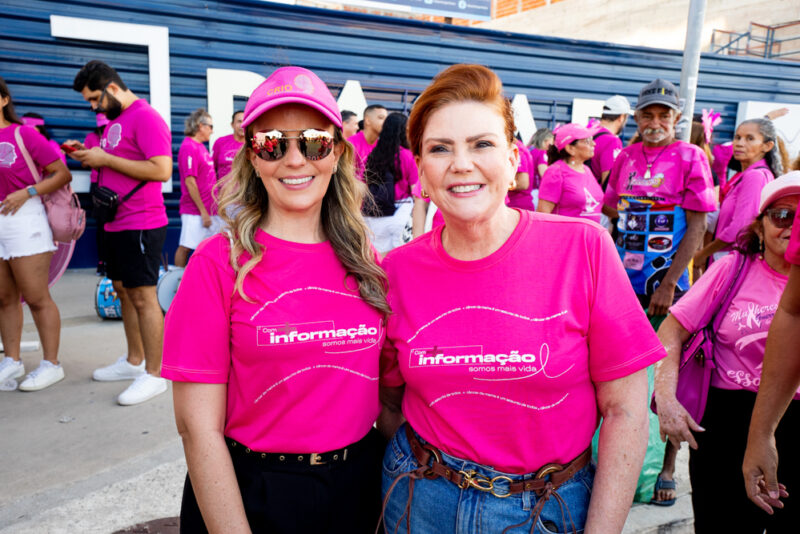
[117,373,168,406]
[19,360,65,391]
[0,357,25,382]
[92,355,145,382]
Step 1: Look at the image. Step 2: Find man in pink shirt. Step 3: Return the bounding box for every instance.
[211,110,244,182]
[71,61,172,406]
[348,104,386,178]
[743,172,800,514]
[603,78,716,319]
[589,95,631,187]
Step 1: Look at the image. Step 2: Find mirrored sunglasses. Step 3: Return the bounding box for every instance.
[765,208,795,229]
[251,129,334,161]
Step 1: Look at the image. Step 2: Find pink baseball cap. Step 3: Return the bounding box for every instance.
[241,66,342,130]
[759,171,800,213]
[95,113,109,127]
[554,123,592,151]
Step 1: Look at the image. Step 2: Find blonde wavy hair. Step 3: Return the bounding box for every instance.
[216,126,390,315]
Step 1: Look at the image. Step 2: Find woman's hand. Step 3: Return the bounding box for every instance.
[0,189,32,215]
[654,393,704,449]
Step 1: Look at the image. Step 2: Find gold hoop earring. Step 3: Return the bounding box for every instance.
[509,180,517,191]
[421,189,429,199]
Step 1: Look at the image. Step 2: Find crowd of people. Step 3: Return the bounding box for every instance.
[1,58,799,533]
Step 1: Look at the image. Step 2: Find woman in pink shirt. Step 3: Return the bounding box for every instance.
[694,118,781,269]
[162,67,390,533]
[0,77,71,392]
[655,174,799,533]
[537,123,604,224]
[378,65,664,534]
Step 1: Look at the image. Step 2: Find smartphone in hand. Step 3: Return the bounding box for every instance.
[61,142,86,153]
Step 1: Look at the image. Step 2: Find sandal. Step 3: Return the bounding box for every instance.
[650,475,676,506]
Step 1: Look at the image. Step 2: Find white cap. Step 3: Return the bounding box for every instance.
[759,171,800,213]
[603,95,632,115]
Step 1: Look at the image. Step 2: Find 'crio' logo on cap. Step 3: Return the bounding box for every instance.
[266,84,293,96]
[294,74,314,94]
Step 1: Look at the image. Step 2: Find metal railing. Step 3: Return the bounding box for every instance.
[710,20,800,61]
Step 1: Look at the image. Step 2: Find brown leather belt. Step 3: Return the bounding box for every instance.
[404,424,591,497]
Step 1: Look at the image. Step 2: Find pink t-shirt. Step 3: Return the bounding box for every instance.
[508,140,535,211]
[348,131,377,180]
[380,209,665,473]
[394,147,419,201]
[604,141,717,213]
[715,160,772,245]
[788,211,800,265]
[539,160,604,223]
[0,125,59,202]
[529,147,548,189]
[178,137,217,216]
[162,231,385,452]
[212,134,243,182]
[84,131,101,184]
[712,143,733,188]
[48,139,67,165]
[670,254,798,399]
[99,99,171,232]
[589,127,622,180]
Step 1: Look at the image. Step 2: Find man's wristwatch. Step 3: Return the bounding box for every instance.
[27,186,38,197]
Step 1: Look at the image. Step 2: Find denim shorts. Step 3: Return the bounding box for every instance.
[381,424,594,534]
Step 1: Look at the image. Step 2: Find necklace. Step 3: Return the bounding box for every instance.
[641,144,671,180]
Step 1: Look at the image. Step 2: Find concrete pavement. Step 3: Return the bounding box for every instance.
[0,269,695,533]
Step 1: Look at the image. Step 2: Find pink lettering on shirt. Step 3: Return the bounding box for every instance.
[178,137,217,215]
[162,230,385,452]
[380,210,665,473]
[670,253,798,399]
[539,160,604,223]
[98,99,171,231]
[0,125,59,202]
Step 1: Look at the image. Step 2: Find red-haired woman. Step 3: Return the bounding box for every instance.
[378,64,665,533]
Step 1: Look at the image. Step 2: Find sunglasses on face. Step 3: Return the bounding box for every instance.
[764,208,795,229]
[201,121,214,130]
[251,129,334,161]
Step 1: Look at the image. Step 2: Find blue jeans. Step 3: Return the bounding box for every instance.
[381,425,594,534]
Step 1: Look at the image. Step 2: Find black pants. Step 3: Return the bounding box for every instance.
[690,387,798,533]
[180,428,385,534]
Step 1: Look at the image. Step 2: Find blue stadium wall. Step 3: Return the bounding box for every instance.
[3,0,800,268]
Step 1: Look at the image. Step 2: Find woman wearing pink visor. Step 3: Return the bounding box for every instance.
[162,66,390,533]
[537,123,604,224]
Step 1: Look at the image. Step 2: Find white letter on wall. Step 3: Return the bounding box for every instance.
[50,15,172,192]
[206,69,266,146]
[337,80,368,119]
[511,94,537,145]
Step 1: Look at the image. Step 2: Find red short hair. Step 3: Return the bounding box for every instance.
[407,64,516,157]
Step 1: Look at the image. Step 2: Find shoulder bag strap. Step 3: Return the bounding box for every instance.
[705,253,750,347]
[14,125,42,184]
[120,180,148,204]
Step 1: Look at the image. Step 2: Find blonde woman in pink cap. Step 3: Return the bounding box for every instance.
[654,172,800,533]
[537,123,604,224]
[162,66,390,533]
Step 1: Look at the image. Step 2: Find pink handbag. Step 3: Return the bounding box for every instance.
[652,252,750,422]
[14,126,86,243]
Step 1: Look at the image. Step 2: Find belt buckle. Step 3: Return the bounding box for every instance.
[535,464,562,480]
[310,453,326,465]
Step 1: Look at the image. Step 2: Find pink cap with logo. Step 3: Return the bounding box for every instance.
[242,66,342,130]
[96,113,109,127]
[554,123,592,151]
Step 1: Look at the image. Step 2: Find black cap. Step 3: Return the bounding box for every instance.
[635,78,680,111]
